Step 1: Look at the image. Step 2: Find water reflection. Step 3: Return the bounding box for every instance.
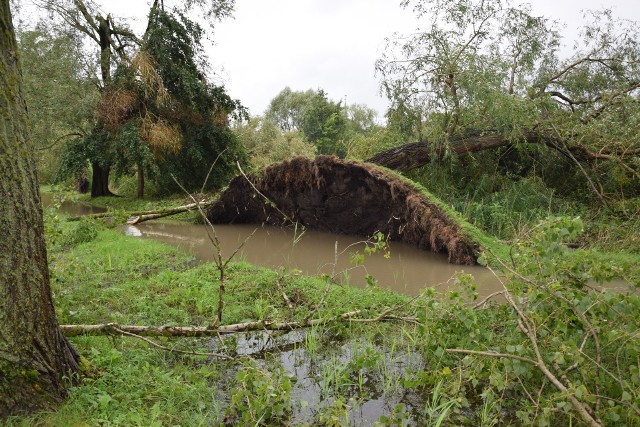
[40,192,107,216]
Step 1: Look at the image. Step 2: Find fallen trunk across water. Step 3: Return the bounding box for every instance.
[207,156,482,265]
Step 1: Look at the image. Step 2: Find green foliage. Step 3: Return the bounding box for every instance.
[17,191,640,426]
[56,125,112,185]
[265,86,314,132]
[301,89,347,156]
[377,0,640,203]
[56,219,99,249]
[315,397,349,426]
[49,6,246,196]
[345,103,379,137]
[234,115,316,169]
[113,121,156,180]
[116,9,247,193]
[224,360,293,425]
[17,23,98,183]
[139,10,245,192]
[266,87,347,157]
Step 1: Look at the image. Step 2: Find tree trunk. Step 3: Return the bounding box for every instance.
[137,163,144,198]
[96,14,112,86]
[366,130,584,172]
[0,2,80,418]
[90,161,113,197]
[77,176,89,194]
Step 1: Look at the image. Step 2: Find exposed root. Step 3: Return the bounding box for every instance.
[207,156,480,264]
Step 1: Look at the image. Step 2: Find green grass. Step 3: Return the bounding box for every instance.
[9,221,412,425]
[81,194,192,213]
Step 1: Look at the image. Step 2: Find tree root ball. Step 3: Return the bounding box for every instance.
[207,156,480,265]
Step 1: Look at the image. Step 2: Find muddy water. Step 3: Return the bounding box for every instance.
[123,222,503,297]
[42,193,627,298]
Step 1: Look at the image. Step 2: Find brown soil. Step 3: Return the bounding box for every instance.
[207,156,479,264]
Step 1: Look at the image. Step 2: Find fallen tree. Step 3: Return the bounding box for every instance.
[365,129,640,204]
[58,310,420,338]
[207,156,489,264]
[366,129,640,176]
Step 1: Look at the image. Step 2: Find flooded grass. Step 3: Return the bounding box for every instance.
[10,194,639,426]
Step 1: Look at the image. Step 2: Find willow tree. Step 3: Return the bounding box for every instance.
[101,7,246,197]
[17,24,98,185]
[0,1,79,417]
[266,88,347,157]
[375,0,640,201]
[36,0,238,197]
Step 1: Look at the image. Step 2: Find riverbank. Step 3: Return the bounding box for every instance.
[9,190,639,426]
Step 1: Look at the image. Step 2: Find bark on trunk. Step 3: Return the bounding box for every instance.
[366,131,640,176]
[366,131,555,172]
[364,130,609,172]
[90,161,113,197]
[137,163,144,199]
[0,3,80,418]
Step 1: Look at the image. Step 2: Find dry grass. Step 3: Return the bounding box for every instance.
[96,88,140,129]
[140,113,183,159]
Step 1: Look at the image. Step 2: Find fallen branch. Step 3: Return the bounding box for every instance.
[275,276,294,310]
[446,348,537,366]
[59,309,422,338]
[111,325,232,360]
[126,201,212,224]
[472,289,506,309]
[69,200,213,223]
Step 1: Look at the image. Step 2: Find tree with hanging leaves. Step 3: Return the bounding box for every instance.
[36,0,242,197]
[99,7,246,197]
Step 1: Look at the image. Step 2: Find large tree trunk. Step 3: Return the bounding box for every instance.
[364,129,632,172]
[366,131,554,172]
[90,161,113,197]
[365,130,640,173]
[0,2,80,418]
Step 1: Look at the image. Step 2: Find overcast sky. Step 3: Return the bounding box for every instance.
[208,0,640,117]
[22,0,640,117]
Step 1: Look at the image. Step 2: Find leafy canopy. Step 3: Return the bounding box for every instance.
[377,0,640,199]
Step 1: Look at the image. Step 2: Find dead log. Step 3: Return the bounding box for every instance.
[58,310,418,338]
[366,130,559,172]
[126,201,211,224]
[60,315,355,337]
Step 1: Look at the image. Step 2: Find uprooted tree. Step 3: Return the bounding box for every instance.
[207,156,482,264]
[0,2,79,417]
[374,0,640,202]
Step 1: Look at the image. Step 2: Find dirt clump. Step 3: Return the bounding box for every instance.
[207,156,480,264]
